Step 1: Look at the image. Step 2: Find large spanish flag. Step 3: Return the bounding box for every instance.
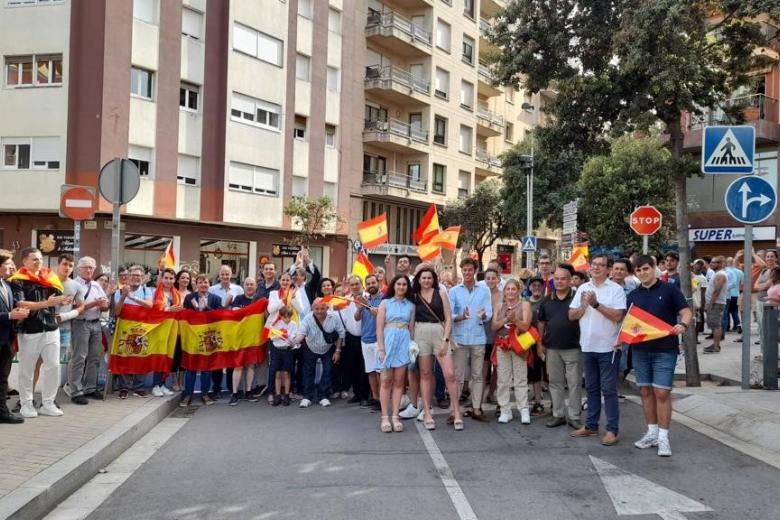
[110,305,178,374]
[179,298,269,371]
[618,304,675,344]
[414,203,439,243]
[508,325,540,356]
[358,214,389,250]
[568,243,589,272]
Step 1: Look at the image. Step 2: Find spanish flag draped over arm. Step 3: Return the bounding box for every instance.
[8,267,64,293]
[179,298,268,371]
[618,304,675,344]
[109,305,178,374]
[358,214,389,250]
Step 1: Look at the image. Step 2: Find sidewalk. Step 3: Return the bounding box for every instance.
[0,389,177,520]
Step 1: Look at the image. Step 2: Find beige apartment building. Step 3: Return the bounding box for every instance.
[0,0,542,280]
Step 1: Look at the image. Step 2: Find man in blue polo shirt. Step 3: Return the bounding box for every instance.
[355,274,384,411]
[627,255,691,458]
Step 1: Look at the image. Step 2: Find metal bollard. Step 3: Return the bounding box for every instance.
[761,306,779,390]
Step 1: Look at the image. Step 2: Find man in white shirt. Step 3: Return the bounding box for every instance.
[68,256,109,404]
[334,276,370,406]
[568,254,626,446]
[208,265,244,397]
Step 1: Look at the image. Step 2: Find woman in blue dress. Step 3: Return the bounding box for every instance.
[376,275,415,433]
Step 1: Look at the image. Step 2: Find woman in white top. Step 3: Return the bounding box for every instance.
[266,272,307,402]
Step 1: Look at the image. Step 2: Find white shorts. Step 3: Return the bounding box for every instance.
[361,341,379,373]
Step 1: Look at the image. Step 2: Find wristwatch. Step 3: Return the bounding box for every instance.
[442,338,449,342]
[592,302,600,310]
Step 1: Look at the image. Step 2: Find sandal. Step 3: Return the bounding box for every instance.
[424,417,436,430]
[380,416,392,433]
[531,402,545,416]
[446,414,455,425]
[391,415,404,432]
[453,419,464,431]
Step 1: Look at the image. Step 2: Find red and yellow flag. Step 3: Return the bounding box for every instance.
[179,298,268,371]
[152,283,181,311]
[508,325,540,356]
[320,294,351,310]
[414,203,439,243]
[618,304,675,344]
[568,243,589,272]
[358,214,389,250]
[109,305,178,374]
[417,238,440,261]
[351,250,374,282]
[159,240,176,269]
[8,267,64,293]
[430,226,461,251]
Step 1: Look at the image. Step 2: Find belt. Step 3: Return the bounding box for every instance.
[76,318,101,323]
[385,322,408,329]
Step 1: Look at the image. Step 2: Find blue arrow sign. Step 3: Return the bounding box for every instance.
[724,176,777,224]
[702,126,755,174]
[522,235,537,252]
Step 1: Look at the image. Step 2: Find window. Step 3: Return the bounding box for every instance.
[298,0,312,19]
[296,54,310,81]
[292,175,308,197]
[177,154,199,185]
[182,7,203,40]
[458,170,470,199]
[459,125,472,154]
[179,83,199,111]
[435,67,449,99]
[463,0,475,19]
[328,8,342,33]
[505,122,514,142]
[294,115,307,140]
[365,104,387,123]
[230,92,281,131]
[233,23,283,67]
[228,162,279,196]
[323,181,338,204]
[325,124,336,147]
[460,80,474,109]
[505,86,515,104]
[434,116,447,145]
[436,19,451,51]
[128,145,153,178]
[2,137,60,170]
[462,35,474,64]
[327,66,340,91]
[130,67,153,99]
[7,0,66,5]
[5,54,62,87]
[432,163,446,193]
[408,163,422,182]
[133,0,157,24]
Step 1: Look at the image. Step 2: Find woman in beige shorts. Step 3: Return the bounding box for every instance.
[411,267,463,431]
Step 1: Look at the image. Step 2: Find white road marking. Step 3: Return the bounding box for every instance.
[590,455,712,520]
[43,418,188,520]
[415,421,478,520]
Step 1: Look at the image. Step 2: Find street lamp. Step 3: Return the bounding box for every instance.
[520,101,535,269]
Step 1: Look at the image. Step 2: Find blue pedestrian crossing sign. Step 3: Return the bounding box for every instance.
[701,126,755,174]
[724,176,777,224]
[522,235,537,252]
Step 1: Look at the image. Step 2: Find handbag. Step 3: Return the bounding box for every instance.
[314,315,339,345]
[416,291,450,354]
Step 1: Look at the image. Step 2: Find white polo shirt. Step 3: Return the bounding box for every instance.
[570,279,626,353]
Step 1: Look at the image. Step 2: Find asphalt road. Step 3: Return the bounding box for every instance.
[82,395,780,520]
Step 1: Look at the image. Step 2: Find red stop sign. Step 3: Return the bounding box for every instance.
[630,206,662,235]
[60,185,96,221]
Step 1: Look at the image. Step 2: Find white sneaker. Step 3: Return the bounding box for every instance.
[520,408,531,424]
[319,398,332,407]
[400,394,411,409]
[161,386,175,396]
[399,404,418,419]
[152,385,164,397]
[634,431,659,449]
[340,391,349,399]
[62,383,73,397]
[657,437,672,457]
[498,411,513,424]
[299,398,312,408]
[39,404,64,417]
[20,404,38,418]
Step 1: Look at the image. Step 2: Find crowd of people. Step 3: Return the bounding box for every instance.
[6,243,777,457]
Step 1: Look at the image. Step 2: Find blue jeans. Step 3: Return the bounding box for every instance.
[152,372,167,387]
[633,349,678,390]
[303,346,334,402]
[184,371,210,397]
[722,296,740,331]
[583,350,621,434]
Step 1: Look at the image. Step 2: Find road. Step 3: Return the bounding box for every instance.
[56,395,779,520]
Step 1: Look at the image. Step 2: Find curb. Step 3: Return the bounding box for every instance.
[0,395,179,520]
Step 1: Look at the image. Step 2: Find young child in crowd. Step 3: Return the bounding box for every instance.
[270,305,298,406]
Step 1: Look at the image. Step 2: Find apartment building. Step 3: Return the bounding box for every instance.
[681,16,780,258]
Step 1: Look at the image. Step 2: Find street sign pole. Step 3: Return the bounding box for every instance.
[742,225,752,389]
[642,235,648,255]
[110,159,125,284]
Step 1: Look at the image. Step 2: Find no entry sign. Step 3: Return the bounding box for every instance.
[60,185,96,221]
[630,206,662,236]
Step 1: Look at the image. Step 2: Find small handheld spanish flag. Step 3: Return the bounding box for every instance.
[351,250,374,283]
[160,240,176,269]
[430,226,461,251]
[414,203,439,244]
[358,214,389,250]
[568,243,589,272]
[508,325,540,356]
[618,304,675,344]
[320,295,352,310]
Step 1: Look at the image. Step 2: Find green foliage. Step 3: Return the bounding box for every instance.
[440,180,514,266]
[283,196,342,247]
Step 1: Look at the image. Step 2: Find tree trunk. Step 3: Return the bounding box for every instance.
[668,118,701,387]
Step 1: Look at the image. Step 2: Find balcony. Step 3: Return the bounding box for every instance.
[479,17,499,53]
[679,94,780,149]
[475,147,502,176]
[366,10,433,58]
[478,61,502,97]
[476,104,504,136]
[362,169,431,202]
[363,118,431,153]
[364,65,431,106]
[480,0,506,18]
[387,0,433,8]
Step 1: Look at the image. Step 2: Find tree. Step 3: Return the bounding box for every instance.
[440,179,514,268]
[283,196,342,247]
[488,1,779,386]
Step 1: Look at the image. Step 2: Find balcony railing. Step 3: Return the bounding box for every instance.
[365,65,430,95]
[476,148,502,168]
[687,94,779,130]
[366,10,432,48]
[478,61,498,83]
[477,104,505,127]
[363,169,428,192]
[479,17,491,34]
[364,118,430,143]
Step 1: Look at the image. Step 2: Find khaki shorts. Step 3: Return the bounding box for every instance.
[707,303,725,330]
[414,322,445,357]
